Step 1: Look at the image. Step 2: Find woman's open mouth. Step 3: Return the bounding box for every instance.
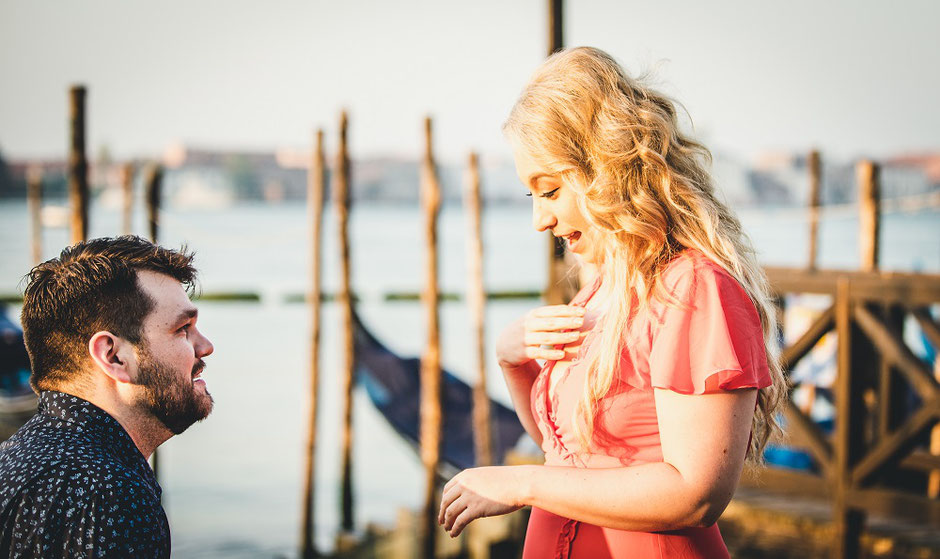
[562,231,582,251]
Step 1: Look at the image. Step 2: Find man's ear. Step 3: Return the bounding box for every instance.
[88,331,134,384]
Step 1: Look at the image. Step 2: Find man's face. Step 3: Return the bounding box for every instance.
[133,270,215,434]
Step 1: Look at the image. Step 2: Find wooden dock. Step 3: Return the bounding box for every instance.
[325,490,940,559]
[723,482,940,558]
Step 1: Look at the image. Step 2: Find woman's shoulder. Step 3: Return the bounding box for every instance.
[645,249,771,394]
[656,249,743,304]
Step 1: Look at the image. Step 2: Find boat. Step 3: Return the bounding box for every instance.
[0,305,37,435]
[352,310,528,475]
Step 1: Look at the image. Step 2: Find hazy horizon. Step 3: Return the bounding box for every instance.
[2,0,939,164]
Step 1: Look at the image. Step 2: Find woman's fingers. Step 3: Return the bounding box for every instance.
[449,505,477,538]
[437,477,460,524]
[524,346,565,361]
[524,330,580,346]
[529,305,586,318]
[497,305,585,369]
[442,495,468,533]
[524,315,583,333]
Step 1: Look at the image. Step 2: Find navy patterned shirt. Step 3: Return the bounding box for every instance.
[0,391,169,558]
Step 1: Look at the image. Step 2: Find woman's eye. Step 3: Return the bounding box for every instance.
[525,192,533,197]
[541,188,560,199]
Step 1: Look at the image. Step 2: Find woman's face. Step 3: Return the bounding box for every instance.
[512,146,603,265]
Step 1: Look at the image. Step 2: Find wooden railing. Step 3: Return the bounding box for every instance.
[747,267,940,558]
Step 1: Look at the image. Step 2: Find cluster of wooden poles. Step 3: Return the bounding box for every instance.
[26,85,166,263]
[30,84,914,559]
[26,85,171,480]
[28,83,492,558]
[300,113,495,559]
[294,136,907,559]
[27,38,931,559]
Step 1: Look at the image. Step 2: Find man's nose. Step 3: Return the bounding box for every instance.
[195,330,214,358]
[532,201,557,232]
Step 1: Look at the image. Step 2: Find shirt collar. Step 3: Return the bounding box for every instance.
[37,391,160,493]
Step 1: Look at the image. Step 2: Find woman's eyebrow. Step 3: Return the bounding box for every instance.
[527,173,551,188]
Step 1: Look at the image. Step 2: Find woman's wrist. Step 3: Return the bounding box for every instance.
[511,465,536,507]
[499,359,539,376]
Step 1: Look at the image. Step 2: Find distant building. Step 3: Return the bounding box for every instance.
[2,159,68,199]
[749,150,940,206]
[6,146,936,209]
[162,144,306,206]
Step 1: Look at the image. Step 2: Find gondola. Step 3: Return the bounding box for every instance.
[352,310,529,476]
[0,304,37,437]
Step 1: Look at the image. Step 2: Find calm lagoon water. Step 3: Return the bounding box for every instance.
[0,200,937,557]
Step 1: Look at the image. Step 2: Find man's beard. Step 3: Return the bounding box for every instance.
[135,347,213,435]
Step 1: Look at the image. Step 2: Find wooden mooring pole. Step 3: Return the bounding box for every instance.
[798,149,823,414]
[548,0,563,55]
[301,130,326,559]
[857,160,880,272]
[419,116,443,559]
[121,163,134,235]
[68,85,89,244]
[144,162,164,490]
[27,168,42,266]
[828,161,883,557]
[543,0,569,306]
[335,112,356,538]
[144,164,163,244]
[301,129,326,559]
[464,152,492,467]
[807,150,821,270]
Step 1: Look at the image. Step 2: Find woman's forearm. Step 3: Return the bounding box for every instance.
[517,462,734,531]
[501,361,543,447]
[443,374,754,538]
[514,389,754,532]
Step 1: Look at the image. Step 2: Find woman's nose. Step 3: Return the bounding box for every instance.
[532,201,557,232]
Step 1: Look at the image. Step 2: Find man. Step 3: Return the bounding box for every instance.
[0,236,215,558]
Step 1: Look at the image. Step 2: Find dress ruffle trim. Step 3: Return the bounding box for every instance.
[531,275,602,467]
[554,518,580,559]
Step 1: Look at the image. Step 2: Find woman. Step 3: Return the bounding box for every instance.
[438,47,785,558]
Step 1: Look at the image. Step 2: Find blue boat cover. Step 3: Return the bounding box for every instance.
[0,305,32,399]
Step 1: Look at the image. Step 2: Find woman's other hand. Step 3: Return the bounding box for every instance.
[495,305,584,369]
[438,466,529,537]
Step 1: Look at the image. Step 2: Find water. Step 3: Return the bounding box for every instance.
[0,199,937,557]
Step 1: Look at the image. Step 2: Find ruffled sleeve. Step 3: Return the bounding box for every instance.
[647,254,772,394]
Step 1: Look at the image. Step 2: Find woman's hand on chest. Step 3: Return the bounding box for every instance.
[495,305,585,370]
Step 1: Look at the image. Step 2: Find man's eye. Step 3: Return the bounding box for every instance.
[177,324,191,333]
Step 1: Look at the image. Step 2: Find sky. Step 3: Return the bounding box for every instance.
[1,0,938,164]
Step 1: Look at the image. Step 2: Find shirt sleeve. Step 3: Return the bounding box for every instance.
[647,258,772,395]
[38,471,171,559]
[82,479,171,559]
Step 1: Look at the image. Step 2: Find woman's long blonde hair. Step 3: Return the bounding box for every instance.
[504,47,785,463]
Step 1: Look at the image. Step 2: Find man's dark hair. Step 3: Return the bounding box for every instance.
[21,235,197,392]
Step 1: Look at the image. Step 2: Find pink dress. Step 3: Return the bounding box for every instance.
[522,250,772,559]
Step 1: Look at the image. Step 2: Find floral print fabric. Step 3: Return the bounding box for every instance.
[0,391,169,558]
